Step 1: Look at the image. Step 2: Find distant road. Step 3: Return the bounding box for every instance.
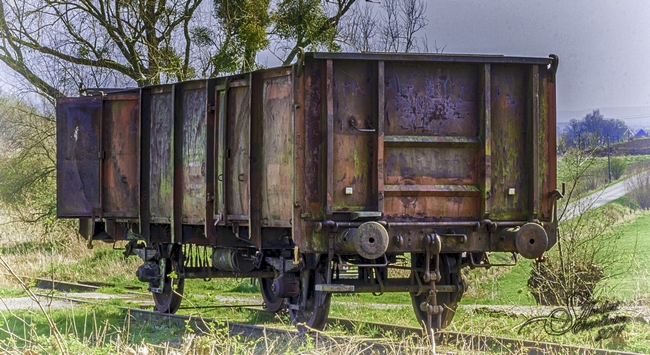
[560,174,639,221]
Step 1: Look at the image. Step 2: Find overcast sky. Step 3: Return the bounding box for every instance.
[1,0,648,115]
[425,0,650,112]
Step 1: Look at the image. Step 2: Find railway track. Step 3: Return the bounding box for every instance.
[15,277,646,355]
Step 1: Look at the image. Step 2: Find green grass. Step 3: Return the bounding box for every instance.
[600,210,650,300]
[0,288,25,298]
[448,307,650,354]
[461,258,537,306]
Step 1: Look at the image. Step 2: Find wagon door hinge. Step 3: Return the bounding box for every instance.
[98,150,106,160]
[206,193,214,202]
[207,103,216,113]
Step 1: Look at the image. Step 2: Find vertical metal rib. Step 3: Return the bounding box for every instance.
[377,61,385,213]
[531,65,540,219]
[326,59,334,216]
[172,83,182,244]
[140,88,151,243]
[482,64,492,217]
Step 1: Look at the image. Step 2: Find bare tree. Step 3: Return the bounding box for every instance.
[0,0,206,100]
[341,0,429,54]
[340,2,378,52]
[380,0,401,52]
[399,0,428,53]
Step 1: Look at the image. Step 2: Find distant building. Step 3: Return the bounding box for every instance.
[635,129,649,139]
[623,128,635,141]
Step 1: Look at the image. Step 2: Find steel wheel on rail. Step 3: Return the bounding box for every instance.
[259,277,284,312]
[287,260,331,332]
[410,253,465,329]
[153,258,184,314]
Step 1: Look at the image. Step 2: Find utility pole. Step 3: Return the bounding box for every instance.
[607,135,611,182]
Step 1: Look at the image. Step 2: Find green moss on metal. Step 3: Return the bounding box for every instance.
[353,145,369,180]
[332,204,366,211]
[310,230,327,251]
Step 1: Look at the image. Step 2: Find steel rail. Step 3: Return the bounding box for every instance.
[26,284,404,355]
[326,317,643,355]
[25,277,645,355]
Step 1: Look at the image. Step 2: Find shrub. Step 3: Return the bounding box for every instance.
[627,171,650,209]
[529,259,604,306]
[530,148,624,306]
[609,157,627,180]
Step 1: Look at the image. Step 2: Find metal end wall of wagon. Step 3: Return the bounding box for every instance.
[293,53,557,254]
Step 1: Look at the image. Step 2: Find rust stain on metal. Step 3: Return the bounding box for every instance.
[226,82,251,218]
[260,74,294,224]
[181,86,207,223]
[331,60,376,212]
[384,63,478,137]
[56,97,101,217]
[489,65,528,220]
[101,96,139,218]
[149,90,173,222]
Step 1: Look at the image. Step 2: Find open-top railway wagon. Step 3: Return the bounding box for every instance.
[57,52,560,333]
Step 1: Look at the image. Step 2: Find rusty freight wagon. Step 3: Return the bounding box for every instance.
[56,52,560,333]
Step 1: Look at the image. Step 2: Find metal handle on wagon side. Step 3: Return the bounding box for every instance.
[349,118,376,132]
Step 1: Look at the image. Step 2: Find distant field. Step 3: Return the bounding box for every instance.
[557,154,650,184]
[596,137,650,157]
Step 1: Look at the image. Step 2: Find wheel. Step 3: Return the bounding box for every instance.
[259,277,284,312]
[410,253,465,329]
[287,260,331,331]
[153,258,184,314]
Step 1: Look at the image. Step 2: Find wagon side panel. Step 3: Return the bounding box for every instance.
[101,95,140,218]
[180,83,208,224]
[261,70,294,227]
[56,97,101,217]
[148,89,174,223]
[226,81,252,221]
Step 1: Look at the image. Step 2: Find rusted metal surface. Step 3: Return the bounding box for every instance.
[250,68,295,246]
[226,77,251,221]
[259,69,294,226]
[489,65,529,220]
[180,82,207,224]
[56,97,101,217]
[101,94,140,218]
[294,53,557,253]
[57,52,557,256]
[381,62,482,221]
[331,60,377,213]
[148,88,174,223]
[204,79,217,243]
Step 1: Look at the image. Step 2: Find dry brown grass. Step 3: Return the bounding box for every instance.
[0,213,140,288]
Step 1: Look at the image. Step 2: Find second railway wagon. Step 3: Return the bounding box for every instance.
[57,52,560,333]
